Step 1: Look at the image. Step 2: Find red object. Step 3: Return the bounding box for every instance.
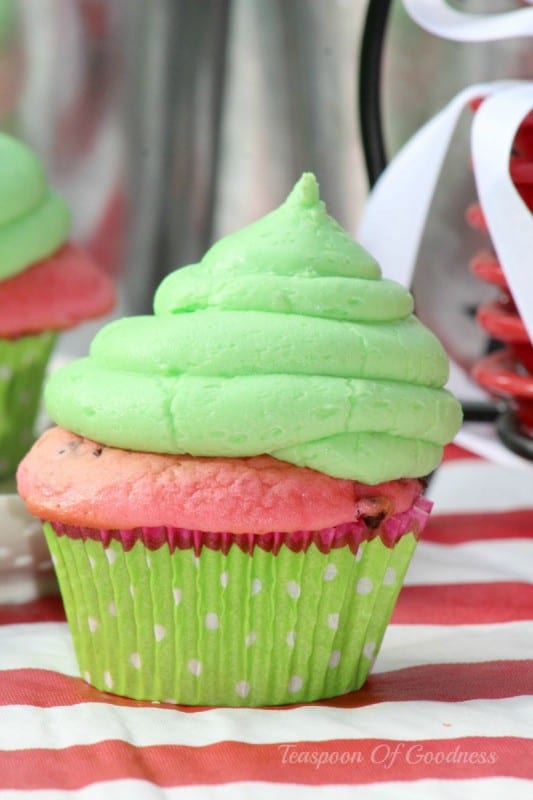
[468,101,533,437]
[476,300,533,373]
[472,349,533,433]
[469,249,506,288]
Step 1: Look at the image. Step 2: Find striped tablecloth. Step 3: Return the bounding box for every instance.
[1,444,533,799]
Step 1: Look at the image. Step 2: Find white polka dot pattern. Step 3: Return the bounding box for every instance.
[288,676,303,693]
[356,577,373,595]
[188,660,202,677]
[286,631,296,647]
[363,642,376,659]
[154,625,166,642]
[383,567,397,585]
[205,613,219,630]
[329,650,341,668]
[49,520,417,706]
[130,652,141,669]
[287,580,301,600]
[235,681,250,698]
[327,613,339,630]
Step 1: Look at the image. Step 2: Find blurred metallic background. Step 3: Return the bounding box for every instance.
[0,0,530,370]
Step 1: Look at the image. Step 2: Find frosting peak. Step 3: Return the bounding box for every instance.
[190,173,381,285]
[44,174,462,483]
[287,172,320,207]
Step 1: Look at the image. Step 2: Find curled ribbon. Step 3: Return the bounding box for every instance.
[403,0,533,41]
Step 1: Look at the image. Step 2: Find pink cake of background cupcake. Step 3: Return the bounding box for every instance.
[0,242,113,338]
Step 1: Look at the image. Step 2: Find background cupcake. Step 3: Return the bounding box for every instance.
[17,173,462,706]
[0,133,114,478]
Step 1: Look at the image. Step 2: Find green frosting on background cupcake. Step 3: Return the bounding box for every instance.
[0,134,70,280]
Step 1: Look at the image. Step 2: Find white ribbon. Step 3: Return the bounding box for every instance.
[402,0,533,41]
[359,81,533,343]
[471,85,533,347]
[357,81,515,288]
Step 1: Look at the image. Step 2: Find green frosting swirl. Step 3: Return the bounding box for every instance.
[0,134,70,280]
[45,174,462,483]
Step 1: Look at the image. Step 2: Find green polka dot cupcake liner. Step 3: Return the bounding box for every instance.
[0,332,56,479]
[44,519,421,707]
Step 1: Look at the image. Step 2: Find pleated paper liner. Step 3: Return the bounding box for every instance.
[0,332,56,479]
[44,499,430,707]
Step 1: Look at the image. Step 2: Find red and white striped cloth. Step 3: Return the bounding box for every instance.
[1,444,533,799]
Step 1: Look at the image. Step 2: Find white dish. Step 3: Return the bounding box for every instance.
[0,490,58,604]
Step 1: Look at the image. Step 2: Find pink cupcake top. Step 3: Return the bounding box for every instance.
[17,426,424,534]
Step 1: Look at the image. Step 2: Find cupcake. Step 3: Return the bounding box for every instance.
[17,174,462,706]
[0,133,114,478]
